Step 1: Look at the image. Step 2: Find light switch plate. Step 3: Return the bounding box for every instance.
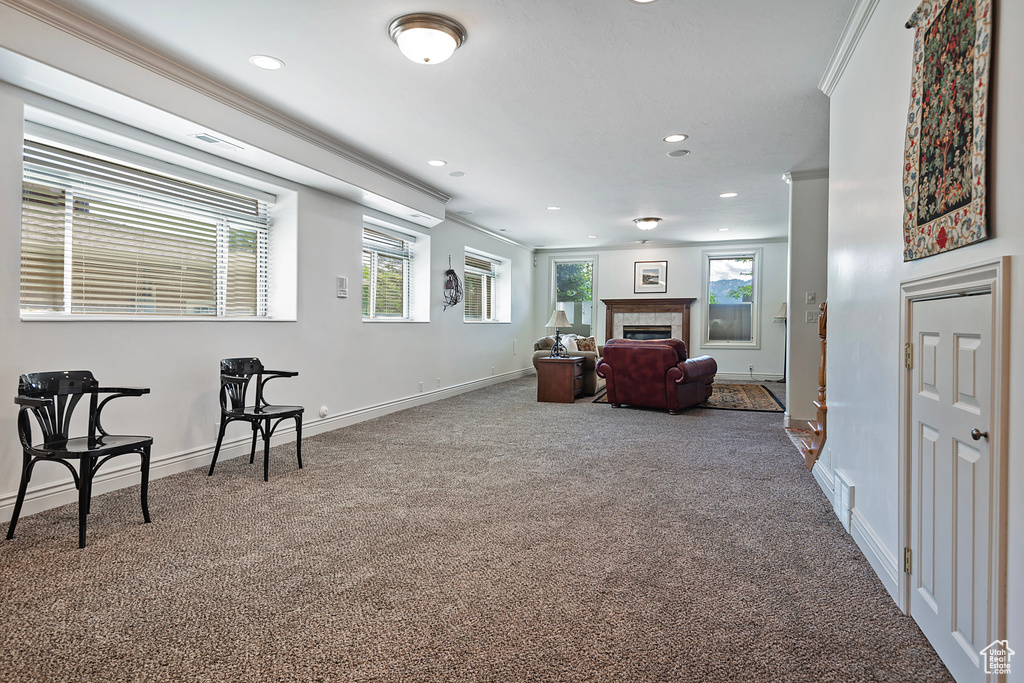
[805,291,816,305]
[806,310,820,323]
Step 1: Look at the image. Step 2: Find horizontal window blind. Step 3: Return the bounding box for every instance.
[464,252,499,321]
[362,228,411,319]
[21,140,271,317]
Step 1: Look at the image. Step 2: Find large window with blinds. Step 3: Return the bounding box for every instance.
[20,139,272,318]
[464,251,500,322]
[362,227,414,320]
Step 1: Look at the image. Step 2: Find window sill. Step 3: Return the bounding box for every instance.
[361,318,429,323]
[700,340,761,350]
[463,320,511,324]
[20,314,295,322]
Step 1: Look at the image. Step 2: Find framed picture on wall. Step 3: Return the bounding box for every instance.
[634,261,667,294]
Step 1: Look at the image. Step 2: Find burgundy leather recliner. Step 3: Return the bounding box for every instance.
[595,338,717,414]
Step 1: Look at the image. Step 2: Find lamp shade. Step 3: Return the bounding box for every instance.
[389,13,466,65]
[773,302,788,322]
[545,309,571,328]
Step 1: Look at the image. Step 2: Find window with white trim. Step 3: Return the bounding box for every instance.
[362,227,413,320]
[464,251,500,322]
[701,248,762,349]
[20,139,272,317]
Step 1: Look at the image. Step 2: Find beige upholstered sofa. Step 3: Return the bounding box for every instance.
[531,335,605,396]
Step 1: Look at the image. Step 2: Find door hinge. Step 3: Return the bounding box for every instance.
[904,342,913,370]
[903,547,912,574]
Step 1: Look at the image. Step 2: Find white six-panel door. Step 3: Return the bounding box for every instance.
[909,293,993,683]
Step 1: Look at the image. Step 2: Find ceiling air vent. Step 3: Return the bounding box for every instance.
[188,133,243,152]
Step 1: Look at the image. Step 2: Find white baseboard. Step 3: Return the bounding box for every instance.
[809,459,900,603]
[811,458,836,507]
[0,367,534,523]
[715,372,784,382]
[850,508,901,603]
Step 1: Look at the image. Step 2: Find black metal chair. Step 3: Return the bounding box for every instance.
[209,358,304,482]
[9,371,152,548]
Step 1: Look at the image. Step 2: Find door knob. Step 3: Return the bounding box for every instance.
[971,428,989,441]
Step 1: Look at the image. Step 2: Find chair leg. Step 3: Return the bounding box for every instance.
[263,419,271,482]
[209,420,228,476]
[295,415,303,470]
[79,456,93,548]
[140,447,152,524]
[249,423,259,464]
[6,454,32,541]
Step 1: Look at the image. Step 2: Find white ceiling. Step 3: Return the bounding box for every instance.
[47,0,855,249]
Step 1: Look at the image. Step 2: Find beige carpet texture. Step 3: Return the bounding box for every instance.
[0,378,951,682]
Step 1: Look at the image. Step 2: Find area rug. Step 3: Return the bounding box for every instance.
[592,383,785,412]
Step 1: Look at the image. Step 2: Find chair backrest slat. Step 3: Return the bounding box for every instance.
[219,358,264,411]
[18,371,98,446]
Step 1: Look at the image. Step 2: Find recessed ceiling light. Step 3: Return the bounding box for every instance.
[667,149,691,158]
[499,228,509,232]
[588,235,598,239]
[428,159,447,167]
[448,171,466,177]
[249,55,284,70]
[719,228,730,232]
[630,0,660,4]
[547,206,561,211]
[720,192,738,198]
[663,134,688,143]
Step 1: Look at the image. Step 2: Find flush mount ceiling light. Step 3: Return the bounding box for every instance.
[663,133,688,143]
[389,13,467,65]
[634,217,662,230]
[249,55,284,70]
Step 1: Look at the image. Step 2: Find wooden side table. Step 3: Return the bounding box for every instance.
[537,356,585,403]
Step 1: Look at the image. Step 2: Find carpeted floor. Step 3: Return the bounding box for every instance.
[0,377,951,682]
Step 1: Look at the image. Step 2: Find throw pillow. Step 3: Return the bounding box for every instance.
[562,334,578,352]
[577,336,598,353]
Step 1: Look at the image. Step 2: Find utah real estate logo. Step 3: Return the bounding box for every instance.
[980,640,1014,676]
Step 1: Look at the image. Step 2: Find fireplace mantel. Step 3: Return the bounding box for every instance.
[601,298,697,351]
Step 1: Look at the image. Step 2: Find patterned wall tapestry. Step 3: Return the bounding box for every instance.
[903,0,992,261]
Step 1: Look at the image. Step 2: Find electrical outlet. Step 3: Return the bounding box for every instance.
[418,381,423,393]
[436,378,441,388]
[491,367,496,376]
[748,364,755,372]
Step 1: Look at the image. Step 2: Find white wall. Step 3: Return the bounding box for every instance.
[0,74,534,520]
[533,241,788,379]
[786,173,829,427]
[826,0,1022,647]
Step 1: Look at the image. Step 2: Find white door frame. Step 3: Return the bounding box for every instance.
[898,257,1009,642]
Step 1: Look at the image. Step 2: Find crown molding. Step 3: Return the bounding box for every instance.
[0,0,450,206]
[534,236,788,254]
[783,168,830,184]
[819,0,880,97]
[444,213,529,251]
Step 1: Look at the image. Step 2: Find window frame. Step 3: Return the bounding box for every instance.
[19,133,279,322]
[360,219,429,323]
[700,248,762,350]
[551,257,597,338]
[463,249,502,323]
